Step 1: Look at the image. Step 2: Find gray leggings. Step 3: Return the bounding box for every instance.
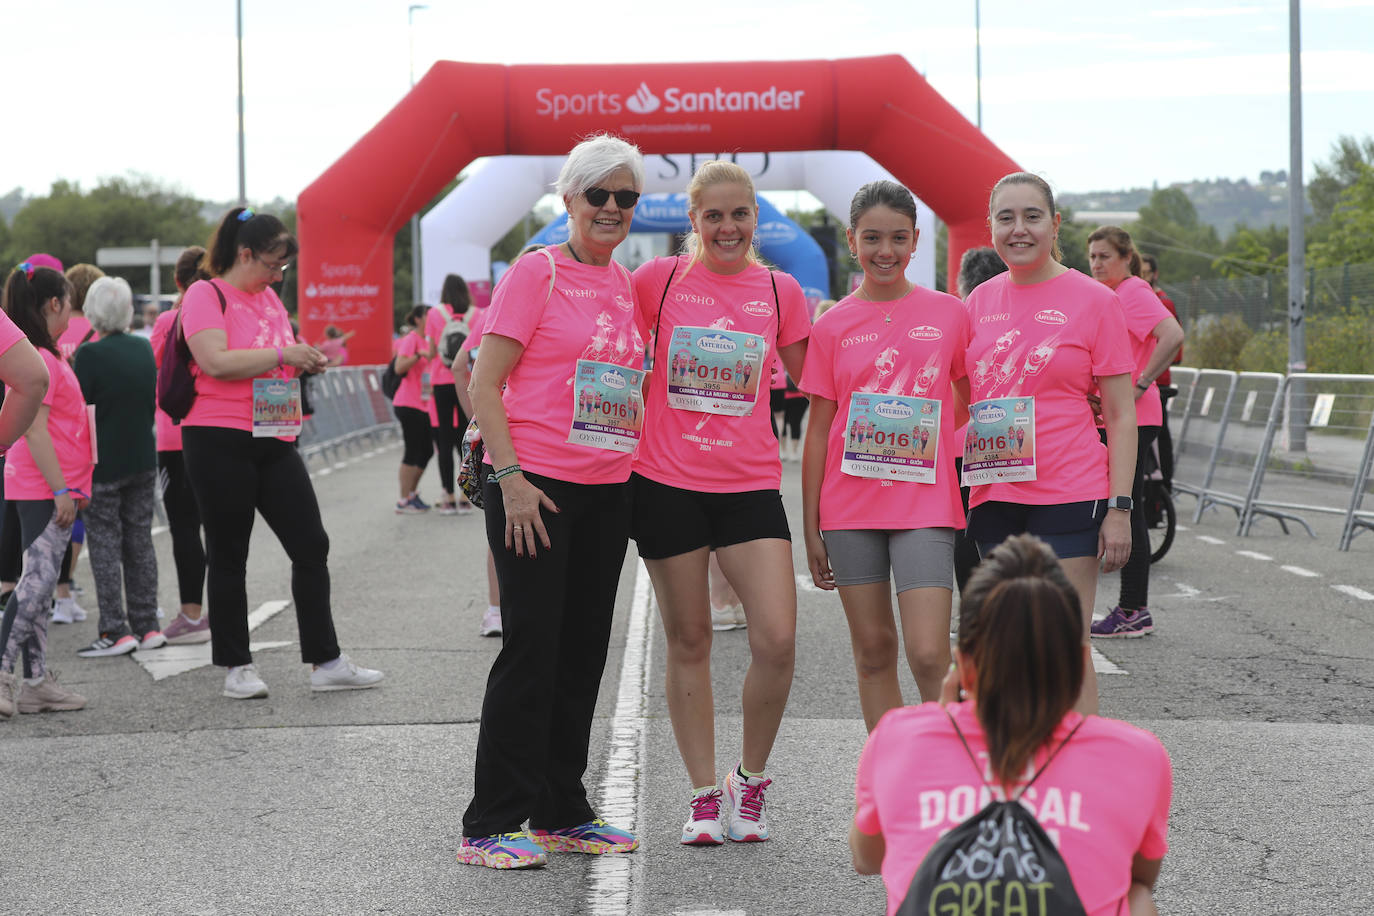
[84,470,160,638]
[0,501,73,678]
[821,527,956,593]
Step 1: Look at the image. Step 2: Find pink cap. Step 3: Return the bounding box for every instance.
[25,253,63,272]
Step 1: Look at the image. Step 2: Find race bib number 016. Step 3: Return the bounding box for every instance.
[569,359,645,454]
[252,378,303,438]
[665,326,767,416]
[840,393,941,484]
[961,397,1035,484]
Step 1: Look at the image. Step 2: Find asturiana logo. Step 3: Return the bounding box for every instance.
[875,399,915,420]
[908,325,942,341]
[1034,309,1068,326]
[625,82,660,114]
[974,404,1008,424]
[263,381,290,397]
[600,369,627,390]
[697,333,737,355]
[742,301,773,318]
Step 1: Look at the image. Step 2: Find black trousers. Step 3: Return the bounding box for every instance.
[430,383,468,496]
[1120,426,1159,610]
[159,451,206,607]
[952,457,981,595]
[182,427,339,668]
[462,471,631,837]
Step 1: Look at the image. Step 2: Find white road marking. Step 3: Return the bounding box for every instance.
[1091,647,1125,675]
[586,562,654,916]
[795,574,824,594]
[1157,582,1201,599]
[1236,550,1273,561]
[151,525,169,537]
[1332,584,1374,601]
[1196,535,1226,545]
[1281,565,1320,578]
[1175,524,1189,531]
[133,600,292,680]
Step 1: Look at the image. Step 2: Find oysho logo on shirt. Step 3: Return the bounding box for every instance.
[1035,309,1068,326]
[565,288,597,299]
[742,300,774,318]
[979,312,1011,324]
[908,325,942,341]
[842,332,879,349]
[675,292,716,306]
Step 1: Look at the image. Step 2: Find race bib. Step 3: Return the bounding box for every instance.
[252,378,303,438]
[421,371,433,403]
[840,393,940,484]
[665,325,767,416]
[568,359,645,454]
[961,397,1036,484]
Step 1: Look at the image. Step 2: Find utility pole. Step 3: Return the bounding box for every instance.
[237,0,246,205]
[1286,0,1307,452]
[975,0,983,129]
[408,4,428,306]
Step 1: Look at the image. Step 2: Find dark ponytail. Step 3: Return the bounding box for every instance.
[957,534,1084,790]
[204,207,298,277]
[3,265,72,357]
[441,274,471,314]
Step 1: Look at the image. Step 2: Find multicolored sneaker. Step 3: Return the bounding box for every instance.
[456,831,549,869]
[724,766,772,842]
[681,788,726,845]
[529,818,638,854]
[407,494,431,512]
[1090,606,1154,638]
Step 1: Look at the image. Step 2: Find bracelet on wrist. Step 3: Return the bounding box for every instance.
[275,346,284,369]
[490,464,523,483]
[53,487,70,497]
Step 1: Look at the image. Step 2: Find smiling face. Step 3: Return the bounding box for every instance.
[1088,239,1133,288]
[848,204,918,297]
[689,181,757,275]
[989,182,1061,281]
[565,166,637,261]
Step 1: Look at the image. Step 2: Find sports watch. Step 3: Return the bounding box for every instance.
[1107,496,1133,512]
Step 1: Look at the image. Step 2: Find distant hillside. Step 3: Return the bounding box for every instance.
[1062,172,1293,235]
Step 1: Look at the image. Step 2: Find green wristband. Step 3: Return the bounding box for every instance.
[490,464,523,482]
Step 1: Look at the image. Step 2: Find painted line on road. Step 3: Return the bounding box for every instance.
[1196,535,1226,545]
[1332,584,1374,601]
[134,600,293,681]
[1281,565,1320,578]
[1235,550,1273,561]
[586,561,654,916]
[1175,524,1189,532]
[1091,647,1125,675]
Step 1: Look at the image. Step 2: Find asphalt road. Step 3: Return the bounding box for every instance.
[3,439,1373,915]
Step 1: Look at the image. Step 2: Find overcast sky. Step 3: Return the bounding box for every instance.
[4,0,1372,206]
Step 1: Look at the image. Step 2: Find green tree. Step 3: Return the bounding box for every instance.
[1055,206,1092,275]
[1309,135,1374,223]
[1310,163,1374,268]
[1130,188,1222,282]
[1212,224,1287,278]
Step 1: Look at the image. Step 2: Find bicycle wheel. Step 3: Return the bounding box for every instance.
[1148,484,1176,564]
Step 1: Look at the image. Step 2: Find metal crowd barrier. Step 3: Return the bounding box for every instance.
[1169,369,1238,511]
[1193,372,1288,527]
[299,365,398,462]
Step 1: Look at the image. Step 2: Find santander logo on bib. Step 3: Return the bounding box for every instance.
[742,300,773,318]
[1034,309,1068,326]
[908,325,942,341]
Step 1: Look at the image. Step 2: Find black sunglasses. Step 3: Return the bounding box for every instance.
[585,187,640,209]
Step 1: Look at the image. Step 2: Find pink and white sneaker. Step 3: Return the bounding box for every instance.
[724,766,772,842]
[681,787,726,845]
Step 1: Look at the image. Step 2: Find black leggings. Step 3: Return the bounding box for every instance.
[159,450,206,607]
[463,471,631,837]
[395,405,433,470]
[182,427,339,669]
[1119,426,1159,611]
[782,396,808,441]
[430,383,467,496]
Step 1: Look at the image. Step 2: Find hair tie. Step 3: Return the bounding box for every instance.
[16,262,33,279]
[237,208,255,222]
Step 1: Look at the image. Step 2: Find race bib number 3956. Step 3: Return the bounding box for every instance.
[665,326,767,416]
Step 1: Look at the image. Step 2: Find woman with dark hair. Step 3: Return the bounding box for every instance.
[425,273,473,514]
[151,247,212,644]
[0,264,92,715]
[850,534,1172,916]
[392,304,434,513]
[181,207,383,700]
[1085,227,1184,639]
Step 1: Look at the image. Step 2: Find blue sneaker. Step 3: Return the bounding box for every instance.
[529,818,639,854]
[407,494,431,512]
[456,831,548,869]
[1090,606,1154,638]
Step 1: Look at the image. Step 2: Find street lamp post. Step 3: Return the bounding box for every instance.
[975,0,983,130]
[1287,0,1307,452]
[237,0,246,205]
[408,4,428,307]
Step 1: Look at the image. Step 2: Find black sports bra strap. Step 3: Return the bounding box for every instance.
[943,708,1087,799]
[652,258,681,358]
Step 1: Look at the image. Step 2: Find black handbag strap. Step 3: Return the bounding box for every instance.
[944,707,1086,800]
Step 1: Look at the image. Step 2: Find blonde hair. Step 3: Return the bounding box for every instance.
[680,160,765,276]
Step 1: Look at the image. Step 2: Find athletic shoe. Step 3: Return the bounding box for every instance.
[724,766,772,842]
[456,499,475,516]
[138,630,168,651]
[77,634,139,658]
[0,671,16,719]
[480,606,502,638]
[530,818,638,854]
[51,597,88,624]
[163,613,211,645]
[456,831,548,869]
[223,664,269,699]
[711,602,747,632]
[407,494,431,512]
[395,499,424,515]
[17,670,87,713]
[438,501,459,516]
[1090,606,1154,639]
[681,788,726,845]
[310,654,383,691]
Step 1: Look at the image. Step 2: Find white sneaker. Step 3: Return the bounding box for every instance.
[310,654,383,692]
[480,606,502,637]
[710,602,747,632]
[223,664,269,699]
[724,766,772,842]
[51,597,87,624]
[681,788,726,845]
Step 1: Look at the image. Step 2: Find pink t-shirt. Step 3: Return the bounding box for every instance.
[391,330,431,411]
[57,315,98,362]
[0,311,27,361]
[801,290,970,531]
[424,303,456,386]
[482,247,645,486]
[963,270,1134,507]
[180,279,298,439]
[5,348,94,500]
[319,336,349,366]
[855,702,1172,916]
[150,307,183,452]
[1114,276,1172,428]
[632,256,811,493]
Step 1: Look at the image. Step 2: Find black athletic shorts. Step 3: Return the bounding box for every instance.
[630,473,791,560]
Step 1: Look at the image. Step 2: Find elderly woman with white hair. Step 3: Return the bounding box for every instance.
[457,133,647,870]
[72,276,163,656]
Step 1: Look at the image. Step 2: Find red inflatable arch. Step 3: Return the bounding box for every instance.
[298,55,1019,365]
